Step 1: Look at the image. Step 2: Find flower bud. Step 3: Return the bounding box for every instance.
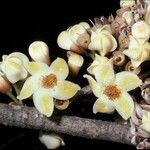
[39,131,65,149]
[88,25,117,56]
[1,52,29,83]
[132,21,150,42]
[28,41,50,65]
[67,51,84,76]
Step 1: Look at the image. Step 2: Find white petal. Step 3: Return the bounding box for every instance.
[52,80,80,100]
[93,98,115,114]
[57,31,74,50]
[115,71,142,92]
[33,89,54,117]
[68,24,87,44]
[1,59,28,83]
[79,22,90,29]
[87,54,109,74]
[17,76,35,100]
[49,58,69,80]
[7,52,29,64]
[113,92,134,120]
[28,41,50,64]
[93,60,115,85]
[131,59,142,68]
[83,75,102,97]
[101,33,117,55]
[132,21,150,41]
[123,49,140,60]
[25,61,49,75]
[88,35,102,51]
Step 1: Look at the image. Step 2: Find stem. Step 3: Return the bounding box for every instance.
[0,103,133,146]
[13,83,20,95]
[6,91,22,105]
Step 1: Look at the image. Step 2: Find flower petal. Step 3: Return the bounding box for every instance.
[87,54,109,74]
[17,76,35,100]
[33,89,54,117]
[49,58,69,80]
[115,71,142,92]
[1,59,28,83]
[25,61,49,75]
[7,52,29,65]
[83,74,101,97]
[123,49,140,60]
[93,98,115,114]
[52,80,80,100]
[93,60,115,85]
[88,35,102,51]
[113,92,134,120]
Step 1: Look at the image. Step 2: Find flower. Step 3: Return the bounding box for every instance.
[140,110,150,133]
[67,51,84,76]
[84,56,142,120]
[17,58,80,117]
[123,36,150,67]
[57,22,90,54]
[28,41,50,65]
[131,21,150,43]
[87,54,114,83]
[0,52,29,83]
[88,25,117,56]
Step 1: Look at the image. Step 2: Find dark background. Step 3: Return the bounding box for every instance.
[0,0,136,149]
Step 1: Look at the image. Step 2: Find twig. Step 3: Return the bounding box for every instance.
[0,103,133,146]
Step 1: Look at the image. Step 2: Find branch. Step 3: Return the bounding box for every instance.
[0,103,133,146]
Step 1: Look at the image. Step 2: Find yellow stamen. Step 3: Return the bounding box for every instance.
[103,85,121,100]
[42,74,57,88]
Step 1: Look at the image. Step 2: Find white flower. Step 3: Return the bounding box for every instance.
[28,41,50,65]
[123,36,150,67]
[1,52,29,83]
[57,22,90,54]
[88,25,117,56]
[17,58,80,117]
[131,21,150,43]
[67,51,84,76]
[84,55,142,120]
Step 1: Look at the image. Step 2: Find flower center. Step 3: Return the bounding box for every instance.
[103,85,121,100]
[42,74,57,88]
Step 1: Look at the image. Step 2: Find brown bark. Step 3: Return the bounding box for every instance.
[0,103,133,146]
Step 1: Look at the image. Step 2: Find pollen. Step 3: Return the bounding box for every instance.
[103,85,121,100]
[42,74,57,88]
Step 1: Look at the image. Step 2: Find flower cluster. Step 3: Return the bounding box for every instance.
[0,0,150,149]
[57,0,150,148]
[0,41,80,117]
